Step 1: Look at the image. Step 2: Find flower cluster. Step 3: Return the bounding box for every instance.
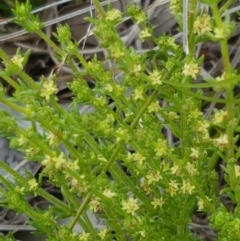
[42,153,67,169]
[193,14,212,36]
[122,197,139,215]
[182,61,200,79]
[40,78,58,101]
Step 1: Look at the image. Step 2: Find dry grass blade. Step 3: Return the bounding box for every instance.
[0,0,73,26]
[144,0,171,11]
[0,0,117,43]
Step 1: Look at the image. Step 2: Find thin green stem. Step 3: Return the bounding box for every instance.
[0,48,38,90]
[0,160,71,213]
[0,168,14,190]
[0,97,84,160]
[181,108,187,157]
[38,189,72,213]
[109,165,150,206]
[75,52,89,69]
[18,129,54,156]
[220,0,236,15]
[18,69,39,90]
[211,4,236,194]
[37,30,65,57]
[92,0,106,18]
[162,75,238,89]
[61,184,79,208]
[0,75,21,91]
[63,140,83,160]
[211,5,231,75]
[65,167,86,184]
[0,96,28,115]
[172,85,238,104]
[82,212,98,237]
[187,0,197,60]
[68,192,92,230]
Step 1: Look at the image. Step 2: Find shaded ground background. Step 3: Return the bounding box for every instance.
[0,0,240,240]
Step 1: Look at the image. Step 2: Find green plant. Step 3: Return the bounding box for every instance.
[0,0,240,240]
[0,0,44,17]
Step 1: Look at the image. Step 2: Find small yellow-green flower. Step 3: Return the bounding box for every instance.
[93,95,107,107]
[42,153,66,169]
[154,139,168,157]
[182,61,199,79]
[104,84,113,93]
[181,180,195,195]
[167,37,178,49]
[214,134,228,148]
[135,12,147,24]
[42,155,53,167]
[79,232,91,241]
[139,28,151,41]
[127,4,147,23]
[195,120,210,139]
[98,228,108,240]
[54,153,67,169]
[186,163,199,176]
[109,44,124,59]
[169,0,181,13]
[214,24,231,40]
[190,108,203,119]
[132,64,142,75]
[25,147,39,158]
[106,9,122,22]
[40,80,58,101]
[68,160,79,171]
[171,164,181,175]
[70,177,88,193]
[56,24,71,42]
[148,101,160,113]
[235,165,240,177]
[15,186,26,195]
[89,196,101,213]
[197,196,211,211]
[103,189,117,198]
[47,132,60,146]
[18,134,28,146]
[197,198,204,211]
[212,110,227,125]
[139,230,146,238]
[97,154,107,163]
[116,127,129,142]
[133,87,145,100]
[190,147,199,160]
[167,111,179,121]
[148,70,162,86]
[132,152,146,166]
[167,180,179,196]
[122,197,139,215]
[193,14,212,36]
[196,120,210,133]
[140,180,152,195]
[28,178,38,191]
[106,113,115,122]
[151,197,164,209]
[11,54,24,69]
[146,170,162,185]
